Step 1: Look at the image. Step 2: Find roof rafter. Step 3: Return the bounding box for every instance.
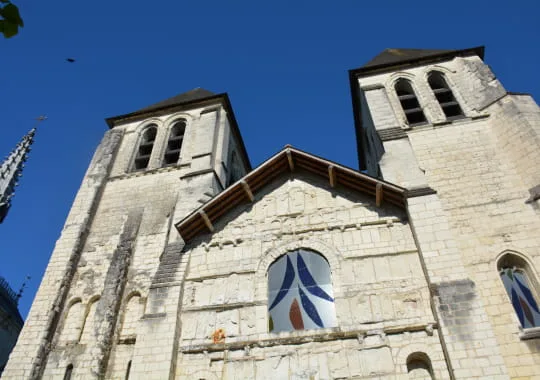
[175,146,408,244]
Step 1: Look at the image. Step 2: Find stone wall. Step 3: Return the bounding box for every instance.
[174,173,448,379]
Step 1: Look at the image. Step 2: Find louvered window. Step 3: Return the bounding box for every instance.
[163,120,185,166]
[395,79,426,125]
[133,126,157,171]
[428,72,463,119]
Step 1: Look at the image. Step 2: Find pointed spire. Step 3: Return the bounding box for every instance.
[0,116,45,223]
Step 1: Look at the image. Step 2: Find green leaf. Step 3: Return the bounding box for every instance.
[0,3,23,26]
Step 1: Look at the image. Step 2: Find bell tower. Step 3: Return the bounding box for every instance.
[3,89,251,379]
[350,47,540,378]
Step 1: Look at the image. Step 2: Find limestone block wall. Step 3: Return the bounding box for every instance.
[407,119,540,379]
[175,173,448,379]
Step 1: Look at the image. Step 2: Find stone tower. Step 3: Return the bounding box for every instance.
[2,89,250,379]
[4,47,540,380]
[350,47,540,378]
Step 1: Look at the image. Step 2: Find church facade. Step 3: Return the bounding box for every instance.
[3,47,540,379]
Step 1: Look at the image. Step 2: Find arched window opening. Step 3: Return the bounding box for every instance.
[121,295,143,338]
[80,298,100,344]
[133,125,157,171]
[395,79,426,126]
[59,300,84,344]
[498,254,540,329]
[63,364,73,380]
[125,360,132,380]
[428,72,463,119]
[268,249,337,333]
[163,120,186,166]
[407,352,433,380]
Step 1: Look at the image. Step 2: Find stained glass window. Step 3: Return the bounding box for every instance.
[268,249,337,333]
[500,267,540,329]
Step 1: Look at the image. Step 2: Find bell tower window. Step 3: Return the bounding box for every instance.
[428,71,463,119]
[395,79,426,126]
[163,120,186,166]
[133,125,157,171]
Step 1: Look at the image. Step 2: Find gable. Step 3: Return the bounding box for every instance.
[175,147,407,243]
[197,173,407,246]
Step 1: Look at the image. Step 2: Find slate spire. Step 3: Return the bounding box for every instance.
[0,127,37,223]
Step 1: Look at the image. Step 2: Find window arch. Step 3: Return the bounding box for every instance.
[163,119,186,166]
[121,294,143,338]
[80,297,100,344]
[132,125,157,171]
[406,352,433,379]
[267,249,337,333]
[428,71,463,119]
[394,79,426,126]
[498,253,540,329]
[59,300,84,344]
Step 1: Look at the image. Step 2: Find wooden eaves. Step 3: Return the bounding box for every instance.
[175,146,407,244]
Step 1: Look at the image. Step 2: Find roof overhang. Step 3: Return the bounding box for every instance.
[348,46,485,170]
[175,146,407,244]
[105,93,252,172]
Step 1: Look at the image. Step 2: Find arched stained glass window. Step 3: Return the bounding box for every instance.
[268,249,337,333]
[500,267,540,328]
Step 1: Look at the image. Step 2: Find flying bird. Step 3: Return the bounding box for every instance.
[66,58,75,63]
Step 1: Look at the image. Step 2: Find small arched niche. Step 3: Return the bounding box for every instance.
[406,352,434,379]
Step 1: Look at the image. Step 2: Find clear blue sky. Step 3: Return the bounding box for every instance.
[1,0,539,318]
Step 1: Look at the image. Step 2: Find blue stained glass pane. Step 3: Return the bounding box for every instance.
[299,287,324,327]
[269,256,295,310]
[500,268,540,328]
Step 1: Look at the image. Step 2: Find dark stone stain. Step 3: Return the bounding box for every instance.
[432,279,477,341]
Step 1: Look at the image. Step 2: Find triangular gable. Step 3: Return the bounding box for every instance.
[175,146,407,243]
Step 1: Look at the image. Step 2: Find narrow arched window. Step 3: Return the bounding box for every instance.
[163,120,186,166]
[63,364,73,380]
[499,254,540,329]
[132,125,157,171]
[407,352,433,379]
[395,79,426,126]
[59,300,84,344]
[268,249,337,333]
[428,72,463,119]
